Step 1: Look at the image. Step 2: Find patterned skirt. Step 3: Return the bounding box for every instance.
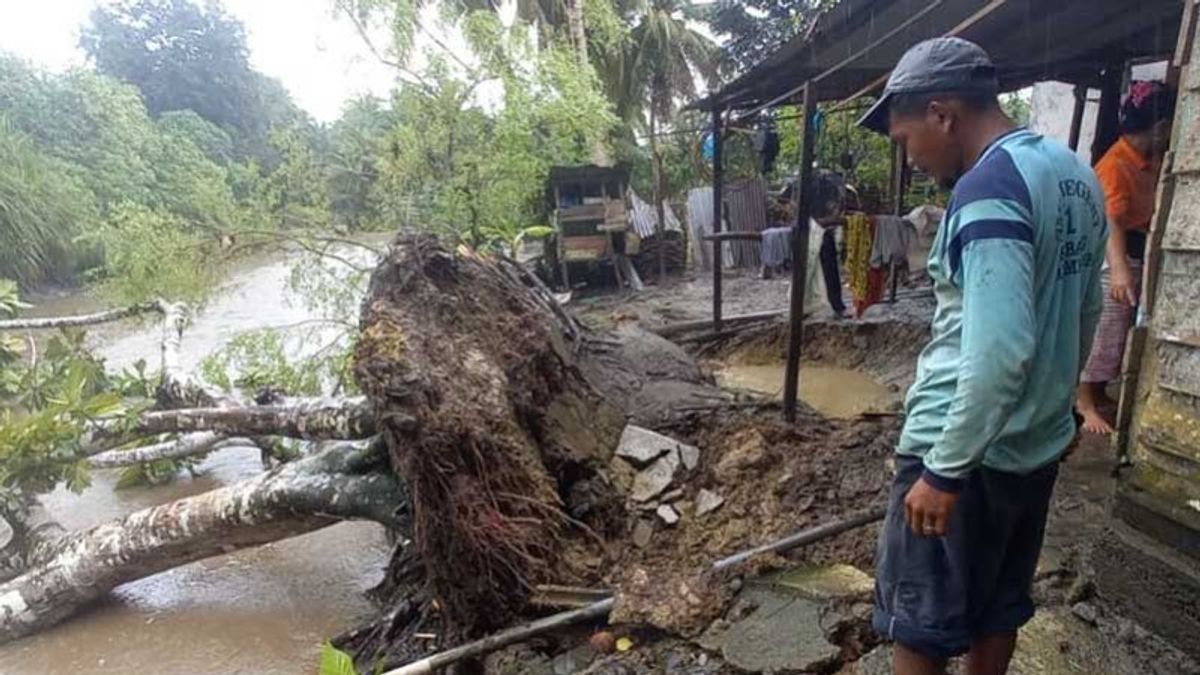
[1080,259,1143,384]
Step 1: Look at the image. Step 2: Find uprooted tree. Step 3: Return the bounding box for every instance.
[0,234,873,667]
[0,235,713,654]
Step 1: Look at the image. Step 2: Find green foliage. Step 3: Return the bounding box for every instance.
[370,14,618,244]
[0,119,99,287]
[84,202,216,305]
[80,0,298,148]
[260,122,332,229]
[1001,92,1032,127]
[328,97,392,231]
[201,329,326,398]
[0,54,250,296]
[0,331,125,500]
[318,642,359,675]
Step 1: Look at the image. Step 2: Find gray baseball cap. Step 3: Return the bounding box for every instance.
[857,37,998,135]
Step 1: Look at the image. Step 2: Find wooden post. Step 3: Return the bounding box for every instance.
[889,142,908,303]
[1091,60,1124,164]
[712,106,725,331]
[783,83,818,423]
[1068,84,1087,152]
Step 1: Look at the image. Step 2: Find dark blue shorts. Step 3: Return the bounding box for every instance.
[873,454,1059,660]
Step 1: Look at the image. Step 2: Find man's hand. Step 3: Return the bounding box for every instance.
[1109,263,1138,307]
[904,476,960,537]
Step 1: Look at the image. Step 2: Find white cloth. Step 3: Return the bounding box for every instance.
[786,219,827,312]
[760,227,792,269]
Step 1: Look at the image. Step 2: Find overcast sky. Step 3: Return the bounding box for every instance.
[0,0,405,122]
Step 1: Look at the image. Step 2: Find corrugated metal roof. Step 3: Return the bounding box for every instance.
[692,0,1182,111]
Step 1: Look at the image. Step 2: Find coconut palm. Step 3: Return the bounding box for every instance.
[618,0,718,279]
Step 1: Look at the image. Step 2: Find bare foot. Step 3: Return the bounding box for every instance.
[1080,407,1114,434]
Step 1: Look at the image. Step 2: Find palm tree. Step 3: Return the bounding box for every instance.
[620,0,718,280]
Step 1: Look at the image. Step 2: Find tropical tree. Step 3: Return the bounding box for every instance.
[0,122,98,287]
[704,1,834,76]
[619,0,718,278]
[79,0,297,151]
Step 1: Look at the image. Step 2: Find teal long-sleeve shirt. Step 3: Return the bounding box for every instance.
[898,128,1107,492]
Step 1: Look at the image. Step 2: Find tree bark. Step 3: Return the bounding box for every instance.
[87,397,384,449]
[86,431,225,468]
[0,301,166,331]
[566,0,588,70]
[650,102,667,283]
[0,441,407,643]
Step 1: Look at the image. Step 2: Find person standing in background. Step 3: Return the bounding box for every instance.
[1077,81,1176,434]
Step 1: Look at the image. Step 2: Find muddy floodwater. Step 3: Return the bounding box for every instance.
[715,363,897,418]
[0,248,390,674]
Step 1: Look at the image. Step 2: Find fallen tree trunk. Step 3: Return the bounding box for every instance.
[0,440,407,643]
[0,301,166,331]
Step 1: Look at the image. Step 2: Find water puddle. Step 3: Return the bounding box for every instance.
[715,363,896,418]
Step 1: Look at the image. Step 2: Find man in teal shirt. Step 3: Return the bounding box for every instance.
[858,38,1105,674]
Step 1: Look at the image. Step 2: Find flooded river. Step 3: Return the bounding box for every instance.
[0,250,390,674]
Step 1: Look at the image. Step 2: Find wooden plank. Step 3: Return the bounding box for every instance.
[702,232,763,243]
[1068,85,1087,151]
[783,84,818,423]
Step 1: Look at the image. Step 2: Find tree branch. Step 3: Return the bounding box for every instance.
[334,0,439,95]
[0,301,166,331]
[86,432,225,469]
[0,441,408,643]
[88,397,389,447]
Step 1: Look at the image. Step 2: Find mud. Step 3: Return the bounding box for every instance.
[474,295,1200,674]
[714,364,897,417]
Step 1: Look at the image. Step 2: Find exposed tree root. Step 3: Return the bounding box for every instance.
[355,236,627,635]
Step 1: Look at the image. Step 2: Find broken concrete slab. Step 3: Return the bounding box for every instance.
[630,448,681,502]
[701,586,842,673]
[835,645,892,675]
[617,425,695,468]
[695,489,725,517]
[657,504,680,527]
[679,444,700,472]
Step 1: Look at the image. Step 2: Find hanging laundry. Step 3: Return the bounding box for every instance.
[845,212,885,318]
[845,212,873,302]
[869,215,913,268]
[760,226,792,274]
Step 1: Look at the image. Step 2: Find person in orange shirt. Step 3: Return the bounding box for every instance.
[1077,81,1175,434]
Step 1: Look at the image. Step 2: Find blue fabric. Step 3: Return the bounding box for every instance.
[947,218,1034,277]
[946,140,1034,220]
[899,128,1106,481]
[873,456,1057,660]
